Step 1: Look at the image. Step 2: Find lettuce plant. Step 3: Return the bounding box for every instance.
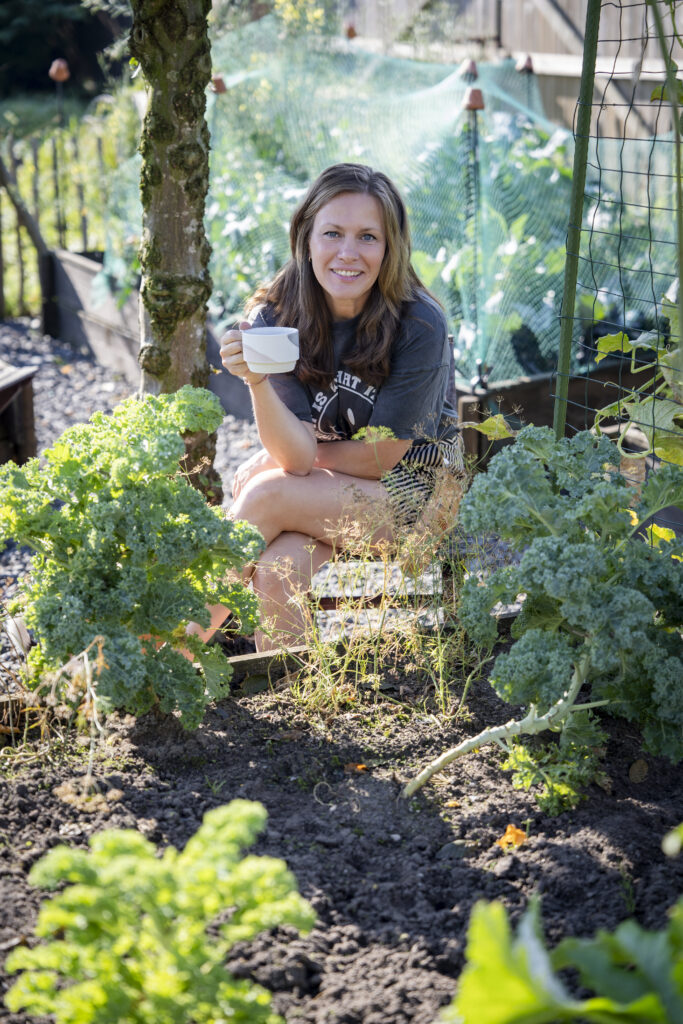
[4,800,315,1024]
[405,426,683,798]
[0,386,264,728]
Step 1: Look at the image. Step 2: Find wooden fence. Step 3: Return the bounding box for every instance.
[0,123,118,320]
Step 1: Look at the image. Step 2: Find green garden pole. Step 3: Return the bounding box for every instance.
[553,0,602,438]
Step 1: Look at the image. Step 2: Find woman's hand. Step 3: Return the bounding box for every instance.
[232,447,280,500]
[220,320,265,387]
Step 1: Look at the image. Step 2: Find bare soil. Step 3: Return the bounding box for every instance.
[1,640,683,1024]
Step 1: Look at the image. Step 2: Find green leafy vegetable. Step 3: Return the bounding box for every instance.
[404,427,683,801]
[441,895,683,1023]
[501,712,607,815]
[0,386,264,727]
[4,800,315,1024]
[458,426,683,763]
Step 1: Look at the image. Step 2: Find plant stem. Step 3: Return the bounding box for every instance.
[402,652,592,798]
[649,0,683,349]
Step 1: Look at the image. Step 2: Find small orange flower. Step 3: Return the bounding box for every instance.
[344,763,367,773]
[495,824,527,850]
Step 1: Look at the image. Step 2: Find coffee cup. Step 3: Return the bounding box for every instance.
[241,326,299,374]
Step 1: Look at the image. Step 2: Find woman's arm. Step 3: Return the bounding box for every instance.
[221,326,317,476]
[314,437,410,479]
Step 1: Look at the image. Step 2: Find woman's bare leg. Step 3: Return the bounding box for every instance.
[232,467,396,551]
[252,533,332,651]
[188,467,395,650]
[232,468,396,651]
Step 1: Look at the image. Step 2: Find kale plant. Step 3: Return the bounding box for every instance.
[4,800,315,1024]
[405,426,683,798]
[0,386,264,728]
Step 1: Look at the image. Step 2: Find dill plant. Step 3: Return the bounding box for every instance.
[0,386,264,728]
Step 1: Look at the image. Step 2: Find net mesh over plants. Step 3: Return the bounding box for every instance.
[106,15,570,384]
[10,5,680,423]
[552,0,682,475]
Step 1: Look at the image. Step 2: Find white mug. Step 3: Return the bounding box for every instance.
[241,326,299,374]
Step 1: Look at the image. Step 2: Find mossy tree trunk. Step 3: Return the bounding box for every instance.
[129,0,222,502]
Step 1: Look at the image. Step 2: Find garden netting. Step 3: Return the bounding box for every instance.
[102,13,679,386]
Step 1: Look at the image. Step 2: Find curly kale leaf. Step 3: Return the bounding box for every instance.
[458,427,627,547]
[0,387,262,728]
[145,643,215,729]
[566,479,634,538]
[620,539,683,627]
[157,384,225,435]
[490,629,581,707]
[459,566,521,646]
[542,429,620,500]
[517,537,609,606]
[458,443,556,545]
[637,461,683,522]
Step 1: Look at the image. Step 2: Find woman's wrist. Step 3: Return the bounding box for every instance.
[245,374,269,388]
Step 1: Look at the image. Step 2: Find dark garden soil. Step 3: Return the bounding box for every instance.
[1,635,683,1024]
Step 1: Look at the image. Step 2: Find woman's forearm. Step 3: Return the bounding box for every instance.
[314,438,411,479]
[249,378,317,475]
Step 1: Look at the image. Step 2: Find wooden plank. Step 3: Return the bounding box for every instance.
[48,249,141,384]
[457,360,649,461]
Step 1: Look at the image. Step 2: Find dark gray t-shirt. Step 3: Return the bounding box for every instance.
[252,295,454,443]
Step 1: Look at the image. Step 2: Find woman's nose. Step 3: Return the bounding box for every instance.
[338,239,358,260]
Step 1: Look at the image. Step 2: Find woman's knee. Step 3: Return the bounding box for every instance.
[232,468,288,522]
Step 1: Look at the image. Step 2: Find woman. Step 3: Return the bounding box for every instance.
[211,163,462,650]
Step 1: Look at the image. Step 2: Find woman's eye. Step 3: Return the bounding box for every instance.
[324,230,340,238]
[361,233,377,242]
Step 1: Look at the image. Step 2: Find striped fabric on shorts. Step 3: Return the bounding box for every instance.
[382,435,465,527]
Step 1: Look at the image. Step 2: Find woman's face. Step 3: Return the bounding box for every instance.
[308,191,387,320]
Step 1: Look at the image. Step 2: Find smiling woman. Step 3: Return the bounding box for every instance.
[209,163,464,651]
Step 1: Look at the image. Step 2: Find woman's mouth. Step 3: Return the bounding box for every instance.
[332,269,362,279]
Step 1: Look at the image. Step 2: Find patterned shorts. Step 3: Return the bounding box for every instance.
[382,435,465,527]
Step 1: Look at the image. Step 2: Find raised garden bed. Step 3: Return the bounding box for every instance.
[2,640,683,1024]
[41,249,254,419]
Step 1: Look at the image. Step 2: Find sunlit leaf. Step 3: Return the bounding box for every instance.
[595,332,633,363]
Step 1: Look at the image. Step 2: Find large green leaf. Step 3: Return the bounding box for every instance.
[442,898,679,1024]
[595,332,634,363]
[441,900,577,1024]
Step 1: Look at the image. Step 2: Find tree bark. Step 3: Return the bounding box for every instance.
[130,0,222,502]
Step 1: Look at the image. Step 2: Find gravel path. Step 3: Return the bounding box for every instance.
[0,317,261,491]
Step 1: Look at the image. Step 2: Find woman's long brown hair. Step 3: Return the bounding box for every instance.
[246,163,427,389]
